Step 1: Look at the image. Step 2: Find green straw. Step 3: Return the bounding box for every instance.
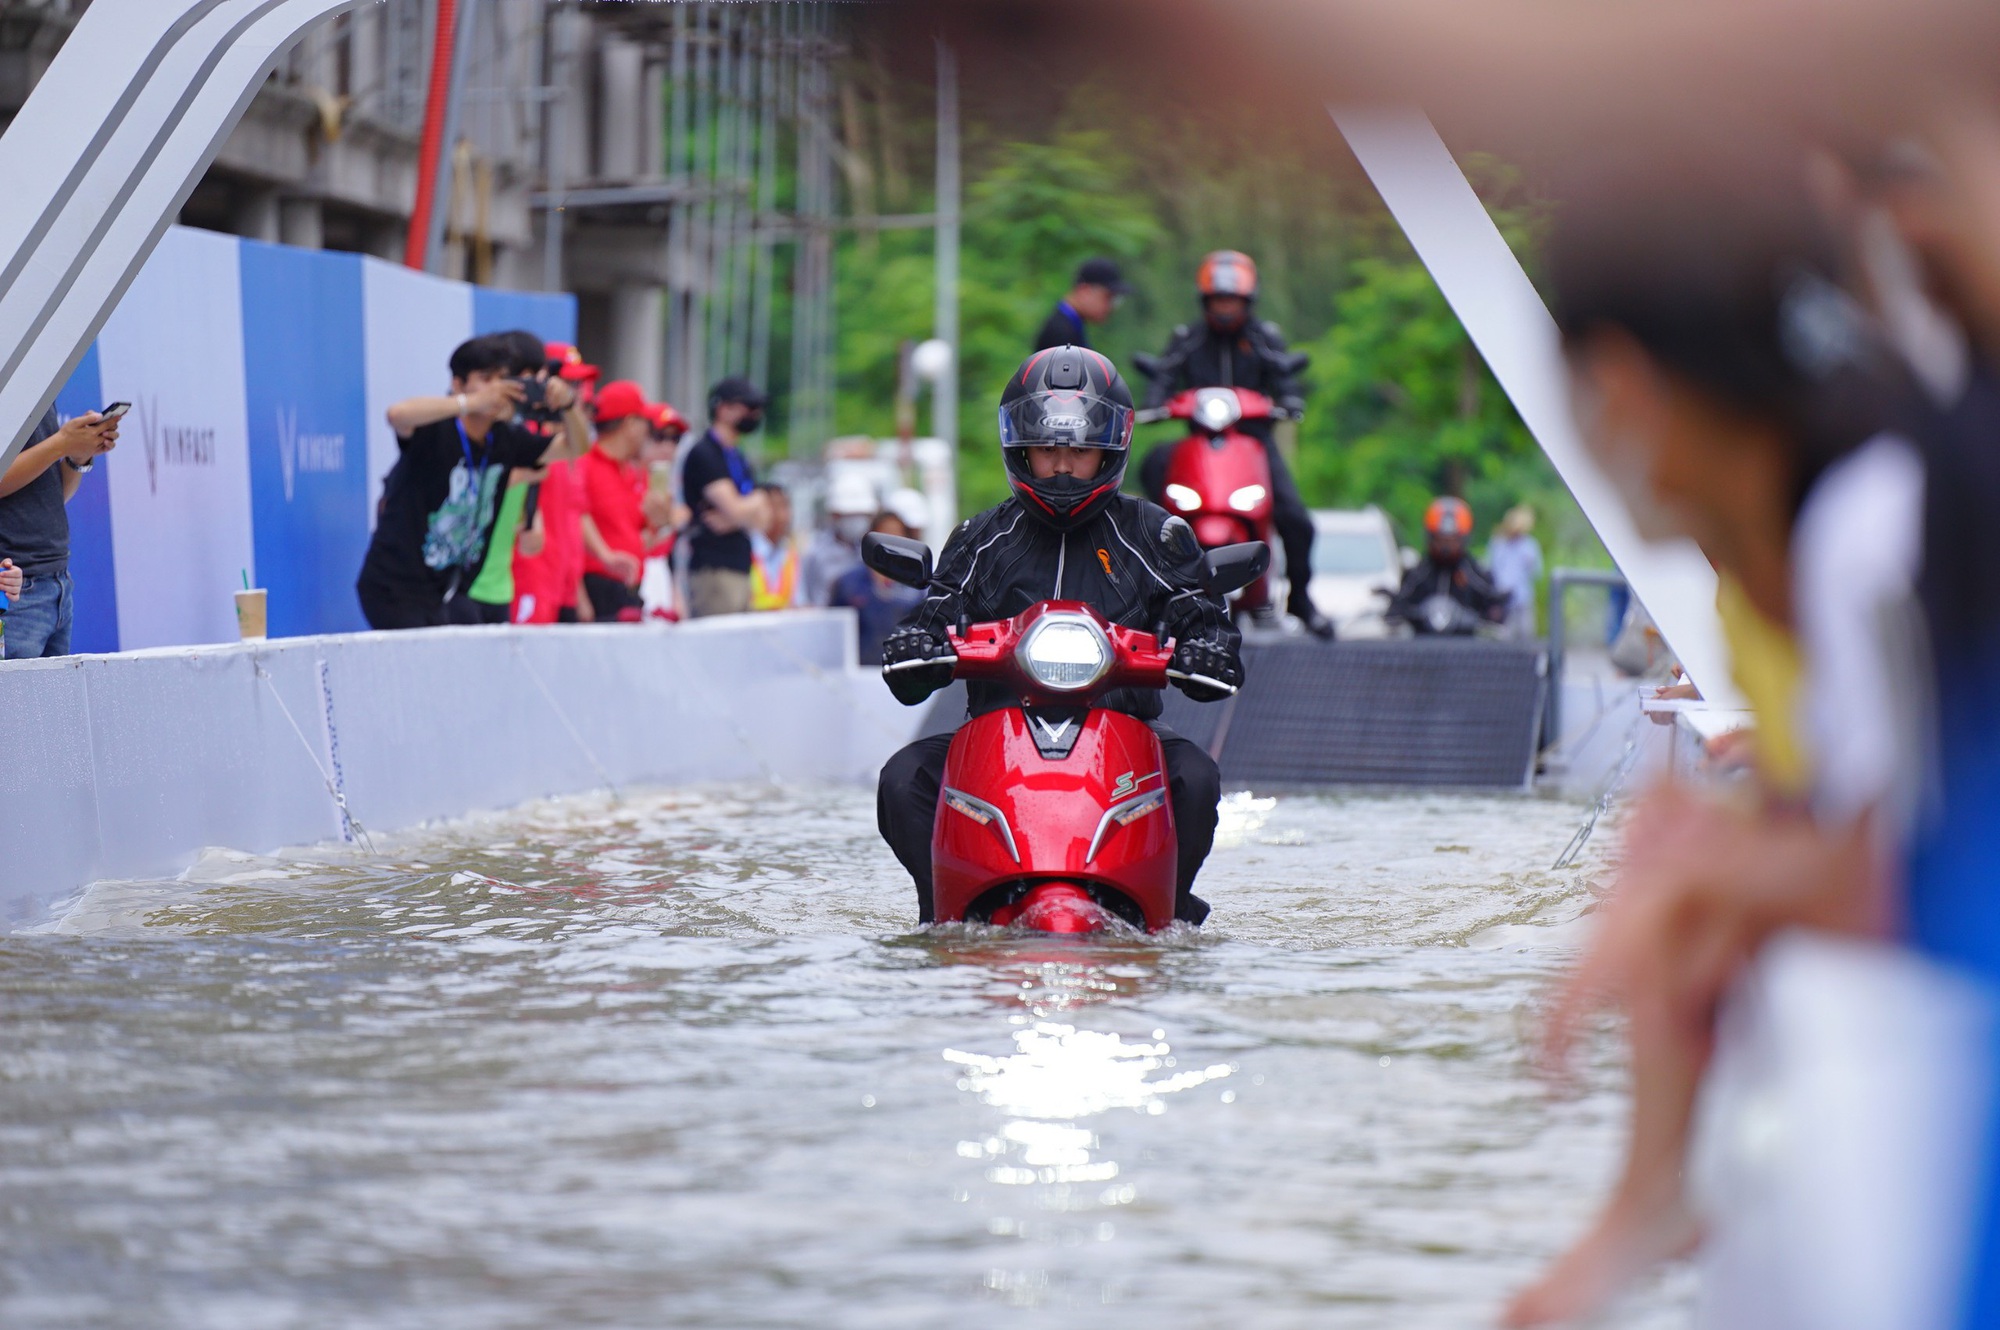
[241,569,250,591]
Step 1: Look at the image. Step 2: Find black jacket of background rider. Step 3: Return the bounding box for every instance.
[1386,553,1510,625]
[1140,318,1305,415]
[896,493,1242,720]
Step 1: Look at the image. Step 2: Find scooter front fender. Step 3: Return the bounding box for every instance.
[931,708,1179,931]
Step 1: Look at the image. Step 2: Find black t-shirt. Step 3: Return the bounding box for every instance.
[1034,302,1088,352]
[359,415,548,599]
[0,409,69,575]
[681,430,756,573]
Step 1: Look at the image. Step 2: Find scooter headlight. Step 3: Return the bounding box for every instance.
[1227,484,1267,512]
[1017,614,1111,692]
[1194,388,1242,433]
[1164,483,1202,513]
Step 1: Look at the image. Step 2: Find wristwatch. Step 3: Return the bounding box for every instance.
[62,455,93,473]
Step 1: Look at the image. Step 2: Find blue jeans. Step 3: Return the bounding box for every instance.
[1,568,72,658]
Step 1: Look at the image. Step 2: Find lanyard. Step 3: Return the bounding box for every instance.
[454,418,480,474]
[1058,300,1084,340]
[720,435,753,495]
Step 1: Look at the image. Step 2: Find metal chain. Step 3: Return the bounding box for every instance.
[252,657,378,856]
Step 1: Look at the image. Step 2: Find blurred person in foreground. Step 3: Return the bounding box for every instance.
[1033,256,1128,352]
[1137,250,1334,638]
[680,377,772,618]
[1505,154,1923,1326]
[751,484,801,610]
[828,511,923,661]
[801,471,878,607]
[358,333,578,629]
[0,406,119,658]
[577,381,659,624]
[1488,504,1543,639]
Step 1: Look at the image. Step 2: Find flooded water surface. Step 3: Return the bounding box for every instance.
[1,785,1688,1328]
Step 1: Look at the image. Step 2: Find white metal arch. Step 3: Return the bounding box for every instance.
[0,0,357,470]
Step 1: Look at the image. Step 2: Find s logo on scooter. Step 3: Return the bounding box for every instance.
[1111,770,1162,800]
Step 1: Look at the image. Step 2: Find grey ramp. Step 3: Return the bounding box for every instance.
[1217,638,1544,789]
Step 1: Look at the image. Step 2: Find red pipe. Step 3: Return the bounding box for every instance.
[404,0,458,270]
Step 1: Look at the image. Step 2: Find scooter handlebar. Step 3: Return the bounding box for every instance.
[944,605,1173,699]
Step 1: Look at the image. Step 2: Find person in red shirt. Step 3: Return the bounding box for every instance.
[577,379,656,623]
[508,344,602,626]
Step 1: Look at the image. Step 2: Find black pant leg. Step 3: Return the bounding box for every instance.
[1138,442,1173,505]
[877,731,955,922]
[1154,725,1221,925]
[358,576,446,630]
[1258,436,1317,612]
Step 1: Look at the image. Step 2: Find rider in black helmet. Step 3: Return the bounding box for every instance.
[875,346,1245,926]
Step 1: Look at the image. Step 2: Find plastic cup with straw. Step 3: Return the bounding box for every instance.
[234,568,266,641]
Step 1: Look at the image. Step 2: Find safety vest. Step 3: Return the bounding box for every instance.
[752,542,800,610]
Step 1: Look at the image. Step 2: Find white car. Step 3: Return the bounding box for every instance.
[1305,507,1406,638]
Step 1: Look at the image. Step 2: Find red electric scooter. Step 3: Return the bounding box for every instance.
[1133,383,1298,616]
[865,533,1268,935]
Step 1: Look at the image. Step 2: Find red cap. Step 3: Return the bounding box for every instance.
[595,379,652,425]
[545,341,600,383]
[646,401,689,438]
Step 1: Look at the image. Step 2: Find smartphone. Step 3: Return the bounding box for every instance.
[96,402,130,424]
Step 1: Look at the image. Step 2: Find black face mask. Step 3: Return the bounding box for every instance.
[735,411,764,435]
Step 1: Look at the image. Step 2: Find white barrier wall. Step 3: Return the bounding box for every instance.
[0,612,923,927]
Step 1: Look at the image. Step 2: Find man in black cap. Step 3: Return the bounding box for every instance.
[678,376,771,618]
[1033,257,1128,352]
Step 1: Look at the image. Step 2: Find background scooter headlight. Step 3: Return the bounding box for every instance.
[1018,617,1111,691]
[1194,389,1241,433]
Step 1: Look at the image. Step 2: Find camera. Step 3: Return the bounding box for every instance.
[510,375,561,425]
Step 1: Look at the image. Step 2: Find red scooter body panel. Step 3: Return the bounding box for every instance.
[921,601,1181,934]
[1157,389,1278,609]
[932,708,1178,932]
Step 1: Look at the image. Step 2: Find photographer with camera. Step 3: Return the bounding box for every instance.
[356,332,579,630]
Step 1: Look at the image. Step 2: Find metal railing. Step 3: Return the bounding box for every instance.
[1543,567,1629,753]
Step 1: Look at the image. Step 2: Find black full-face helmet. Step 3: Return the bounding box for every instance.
[997,345,1135,531]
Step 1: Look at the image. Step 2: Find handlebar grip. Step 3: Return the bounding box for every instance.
[883,654,957,675]
[1166,668,1239,697]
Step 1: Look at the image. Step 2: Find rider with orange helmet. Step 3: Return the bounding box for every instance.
[1384,496,1510,629]
[1137,250,1334,639]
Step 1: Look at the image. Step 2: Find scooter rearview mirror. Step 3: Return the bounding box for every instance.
[1203,542,1270,597]
[861,532,933,590]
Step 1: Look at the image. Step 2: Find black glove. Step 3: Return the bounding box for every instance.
[1170,638,1243,702]
[881,625,956,706]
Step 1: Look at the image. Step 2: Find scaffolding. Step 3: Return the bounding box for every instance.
[545,1,914,455]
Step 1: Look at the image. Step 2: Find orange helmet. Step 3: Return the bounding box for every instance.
[1196,250,1259,300]
[1425,496,1473,539]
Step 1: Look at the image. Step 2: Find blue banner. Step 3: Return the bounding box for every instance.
[241,242,370,636]
[55,345,118,654]
[472,287,577,346]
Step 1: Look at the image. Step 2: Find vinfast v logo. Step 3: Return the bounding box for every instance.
[275,405,346,502]
[136,396,217,496]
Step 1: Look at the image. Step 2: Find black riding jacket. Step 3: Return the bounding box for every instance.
[900,493,1242,721]
[1141,318,1305,412]
[1385,553,1510,624]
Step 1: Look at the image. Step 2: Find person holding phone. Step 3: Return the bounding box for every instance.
[0,403,121,658]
